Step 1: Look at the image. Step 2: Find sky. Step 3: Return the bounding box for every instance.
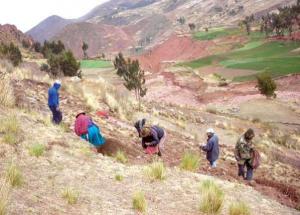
[0,0,108,32]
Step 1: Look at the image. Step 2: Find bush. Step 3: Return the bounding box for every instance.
[256,73,277,98]
[180,151,200,172]
[42,40,65,58]
[0,43,22,66]
[62,187,79,204]
[115,174,124,181]
[114,150,128,164]
[132,191,147,212]
[0,182,9,215]
[199,180,224,214]
[229,202,251,215]
[22,39,31,49]
[0,115,21,145]
[5,164,23,187]
[28,144,45,157]
[144,161,166,181]
[40,63,49,72]
[33,42,42,53]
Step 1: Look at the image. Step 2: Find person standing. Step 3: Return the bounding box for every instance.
[200,128,219,168]
[48,80,62,124]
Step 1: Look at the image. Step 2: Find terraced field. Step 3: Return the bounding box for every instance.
[80,59,112,69]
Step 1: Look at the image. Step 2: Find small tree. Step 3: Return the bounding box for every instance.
[256,73,277,98]
[188,23,196,31]
[242,15,254,35]
[82,42,89,59]
[0,43,22,66]
[177,17,186,25]
[33,42,42,53]
[22,39,30,49]
[114,53,127,77]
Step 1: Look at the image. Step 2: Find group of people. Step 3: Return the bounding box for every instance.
[48,80,260,183]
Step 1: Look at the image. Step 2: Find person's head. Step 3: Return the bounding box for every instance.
[244,128,255,141]
[53,80,61,90]
[141,127,151,138]
[76,112,86,119]
[206,128,214,138]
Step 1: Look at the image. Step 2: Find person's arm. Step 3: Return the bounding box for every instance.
[201,139,213,152]
[148,129,159,146]
[234,140,241,161]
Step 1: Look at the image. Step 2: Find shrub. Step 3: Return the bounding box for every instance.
[0,43,22,66]
[199,180,224,214]
[256,73,277,98]
[5,164,23,187]
[40,63,49,72]
[22,39,30,49]
[0,115,21,145]
[180,151,200,172]
[33,42,42,53]
[229,202,251,215]
[28,144,45,157]
[114,150,128,164]
[0,182,9,215]
[115,174,124,181]
[144,161,166,181]
[132,191,147,212]
[62,187,79,204]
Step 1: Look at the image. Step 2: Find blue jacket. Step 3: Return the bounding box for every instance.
[48,83,61,107]
[201,134,219,162]
[142,126,164,147]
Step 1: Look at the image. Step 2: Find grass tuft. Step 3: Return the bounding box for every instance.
[62,187,79,204]
[115,174,124,181]
[28,144,45,157]
[0,115,21,145]
[180,152,200,172]
[229,201,251,215]
[114,150,128,164]
[132,191,147,212]
[5,164,23,187]
[199,180,224,214]
[0,182,10,215]
[144,161,166,181]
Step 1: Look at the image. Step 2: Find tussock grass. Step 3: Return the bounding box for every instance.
[0,182,10,215]
[144,161,166,181]
[199,180,224,214]
[0,115,21,145]
[229,202,251,215]
[5,164,23,187]
[0,60,15,107]
[62,187,79,204]
[115,174,124,181]
[114,150,128,164]
[180,152,200,172]
[132,191,147,213]
[206,106,217,114]
[28,144,45,157]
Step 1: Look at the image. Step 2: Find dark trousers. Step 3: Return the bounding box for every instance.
[238,159,253,181]
[49,106,62,124]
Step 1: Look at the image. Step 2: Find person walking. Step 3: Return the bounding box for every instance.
[48,80,62,124]
[200,128,219,168]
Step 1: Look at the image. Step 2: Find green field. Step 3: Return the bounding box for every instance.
[80,60,112,69]
[193,27,240,40]
[181,41,300,81]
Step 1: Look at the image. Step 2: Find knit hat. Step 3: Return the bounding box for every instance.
[54,80,61,85]
[206,128,215,134]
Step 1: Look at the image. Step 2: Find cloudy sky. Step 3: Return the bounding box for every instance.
[0,0,108,32]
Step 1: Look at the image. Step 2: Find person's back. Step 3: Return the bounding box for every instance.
[48,85,59,107]
[206,134,219,163]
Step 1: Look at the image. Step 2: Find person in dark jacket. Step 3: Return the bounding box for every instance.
[200,128,219,168]
[134,118,146,137]
[140,126,166,157]
[48,80,62,124]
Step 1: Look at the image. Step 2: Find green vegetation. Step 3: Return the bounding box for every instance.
[0,43,22,66]
[180,151,200,172]
[229,202,251,215]
[0,182,9,215]
[80,60,112,69]
[256,73,277,98]
[28,144,45,157]
[144,161,166,181]
[193,27,240,40]
[115,174,124,181]
[199,180,224,214]
[114,150,128,164]
[0,115,21,145]
[182,41,300,81]
[62,187,79,204]
[132,191,147,212]
[6,164,23,187]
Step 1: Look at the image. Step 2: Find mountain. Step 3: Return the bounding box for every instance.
[0,24,33,46]
[27,15,75,43]
[27,0,296,58]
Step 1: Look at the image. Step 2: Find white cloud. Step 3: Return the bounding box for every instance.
[0,0,108,32]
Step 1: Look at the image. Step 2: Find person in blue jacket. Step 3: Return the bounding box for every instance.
[200,128,219,168]
[48,80,62,124]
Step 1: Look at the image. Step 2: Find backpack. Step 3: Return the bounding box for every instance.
[251,149,261,169]
[74,114,91,136]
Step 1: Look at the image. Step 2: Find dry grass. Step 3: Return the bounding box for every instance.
[0,115,21,146]
[199,180,224,214]
[61,187,79,204]
[229,202,251,215]
[144,161,166,181]
[206,106,218,114]
[180,152,200,172]
[114,150,128,164]
[0,182,10,215]
[5,164,23,187]
[132,191,147,213]
[0,61,15,107]
[28,144,45,157]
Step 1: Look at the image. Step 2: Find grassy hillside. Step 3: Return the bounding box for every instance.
[80,60,112,69]
[181,40,300,81]
[193,27,241,41]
